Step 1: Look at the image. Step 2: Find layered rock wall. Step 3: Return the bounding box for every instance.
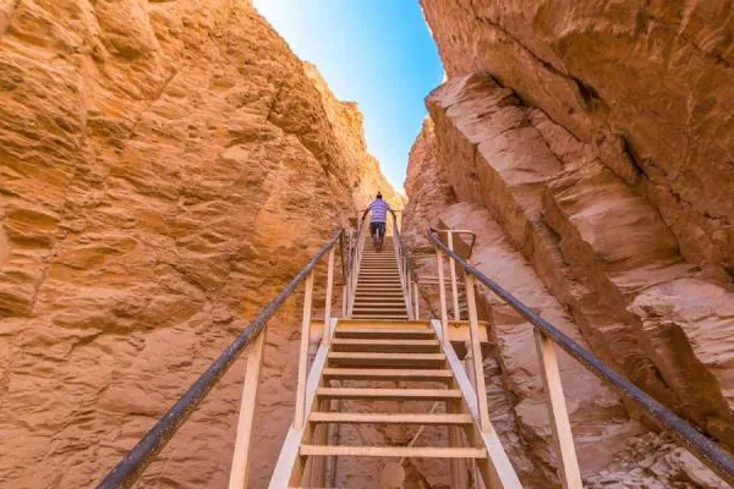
[404,119,729,488]
[0,1,395,487]
[405,0,734,486]
[421,0,734,284]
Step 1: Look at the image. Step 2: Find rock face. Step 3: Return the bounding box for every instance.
[404,121,729,488]
[0,1,395,488]
[420,0,734,284]
[405,1,734,485]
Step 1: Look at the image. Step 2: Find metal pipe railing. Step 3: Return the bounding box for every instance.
[96,228,345,489]
[426,227,734,487]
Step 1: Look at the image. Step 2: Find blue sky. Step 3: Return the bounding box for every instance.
[253,1,443,192]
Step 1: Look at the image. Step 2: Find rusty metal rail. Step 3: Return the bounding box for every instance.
[97,229,346,489]
[427,227,734,487]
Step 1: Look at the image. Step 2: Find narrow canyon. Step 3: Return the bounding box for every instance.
[0,1,732,488]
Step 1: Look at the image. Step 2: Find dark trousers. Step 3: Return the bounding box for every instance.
[370,221,386,237]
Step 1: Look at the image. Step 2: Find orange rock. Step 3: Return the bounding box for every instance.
[0,1,396,487]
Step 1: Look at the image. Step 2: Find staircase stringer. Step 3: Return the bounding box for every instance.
[430,319,523,489]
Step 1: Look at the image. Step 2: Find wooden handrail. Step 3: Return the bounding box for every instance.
[96,228,345,489]
[426,227,734,487]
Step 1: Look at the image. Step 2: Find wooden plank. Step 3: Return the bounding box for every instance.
[447,231,462,322]
[431,320,523,489]
[328,352,444,361]
[333,338,439,347]
[309,412,473,425]
[322,368,452,381]
[353,300,407,305]
[465,273,492,432]
[436,250,449,345]
[334,328,435,339]
[301,445,486,459]
[316,387,461,401]
[323,248,335,346]
[294,272,314,430]
[449,398,469,489]
[267,341,331,489]
[336,319,431,326]
[331,340,438,353]
[227,330,266,489]
[413,281,420,319]
[535,330,583,489]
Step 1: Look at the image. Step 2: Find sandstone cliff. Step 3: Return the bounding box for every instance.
[404,1,734,486]
[0,1,394,487]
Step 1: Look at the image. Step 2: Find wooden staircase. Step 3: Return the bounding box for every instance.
[268,231,520,488]
[98,224,734,489]
[351,237,409,320]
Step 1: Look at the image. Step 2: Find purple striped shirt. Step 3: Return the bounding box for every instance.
[368,199,391,222]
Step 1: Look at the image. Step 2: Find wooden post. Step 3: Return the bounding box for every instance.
[447,231,461,321]
[324,248,335,345]
[341,284,347,317]
[310,399,329,487]
[448,399,469,488]
[534,330,583,489]
[413,281,420,319]
[464,272,491,432]
[227,330,266,489]
[435,249,449,346]
[295,272,315,430]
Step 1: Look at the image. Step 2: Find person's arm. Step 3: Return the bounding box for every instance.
[387,203,397,220]
[361,203,372,222]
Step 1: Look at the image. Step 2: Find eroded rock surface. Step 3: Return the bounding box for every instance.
[403,119,730,487]
[0,1,395,487]
[409,6,734,483]
[421,0,734,285]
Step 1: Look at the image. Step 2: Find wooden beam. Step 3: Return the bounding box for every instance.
[413,281,420,319]
[309,412,473,425]
[436,250,449,345]
[316,387,461,401]
[227,329,266,489]
[323,248,335,346]
[294,272,315,430]
[465,273,492,432]
[300,445,487,459]
[448,231,461,321]
[534,330,583,489]
[322,368,452,382]
[449,398,469,488]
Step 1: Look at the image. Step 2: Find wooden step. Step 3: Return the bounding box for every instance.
[300,445,486,459]
[328,352,445,367]
[352,308,408,314]
[352,301,406,305]
[351,316,410,321]
[322,368,452,381]
[335,328,435,339]
[350,316,409,321]
[332,338,439,353]
[354,297,406,302]
[352,308,408,313]
[316,387,460,401]
[309,412,473,425]
[358,288,404,297]
[356,285,404,289]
